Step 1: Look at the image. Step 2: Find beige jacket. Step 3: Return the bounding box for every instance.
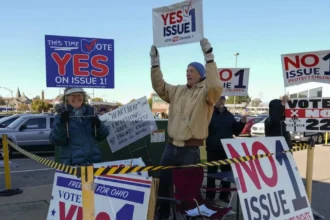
[151,62,223,147]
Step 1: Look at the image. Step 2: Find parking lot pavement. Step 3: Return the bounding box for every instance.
[0,156,55,189]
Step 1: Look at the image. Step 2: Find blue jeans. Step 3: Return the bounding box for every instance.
[158,142,200,216]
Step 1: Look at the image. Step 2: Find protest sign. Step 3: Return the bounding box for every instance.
[285,98,330,132]
[99,96,158,153]
[218,68,249,96]
[281,49,330,87]
[221,137,313,220]
[152,0,203,47]
[45,35,114,88]
[47,171,152,220]
[94,157,148,177]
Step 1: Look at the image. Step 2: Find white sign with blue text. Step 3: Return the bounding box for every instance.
[221,137,313,220]
[152,0,204,47]
[218,68,250,96]
[46,171,152,220]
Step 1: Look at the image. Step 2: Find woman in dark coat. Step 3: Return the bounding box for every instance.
[49,88,109,165]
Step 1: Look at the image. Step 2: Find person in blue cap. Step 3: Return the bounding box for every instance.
[150,38,223,219]
[205,95,246,203]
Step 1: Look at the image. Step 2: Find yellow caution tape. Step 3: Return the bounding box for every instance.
[7,140,310,177]
[7,140,78,176]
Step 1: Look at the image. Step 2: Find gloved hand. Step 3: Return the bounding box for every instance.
[91,116,101,128]
[150,45,160,66]
[60,110,71,123]
[200,38,214,62]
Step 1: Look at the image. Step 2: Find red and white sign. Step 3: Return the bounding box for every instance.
[281,50,330,87]
[221,137,313,220]
[47,171,152,220]
[152,0,203,47]
[218,68,249,96]
[285,98,330,132]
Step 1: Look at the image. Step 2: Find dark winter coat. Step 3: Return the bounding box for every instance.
[206,107,245,152]
[49,104,109,165]
[265,99,292,148]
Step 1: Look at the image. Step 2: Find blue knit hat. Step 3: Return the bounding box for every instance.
[188,62,205,79]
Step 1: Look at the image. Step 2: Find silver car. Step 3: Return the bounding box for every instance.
[0,113,55,157]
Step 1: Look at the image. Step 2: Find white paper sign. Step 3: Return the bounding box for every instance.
[47,171,152,220]
[152,0,203,47]
[218,68,250,96]
[281,49,330,87]
[99,96,158,153]
[94,157,149,177]
[150,130,166,143]
[285,97,330,132]
[221,137,314,220]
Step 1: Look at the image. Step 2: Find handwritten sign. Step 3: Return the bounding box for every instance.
[221,137,313,220]
[152,0,204,47]
[47,171,152,220]
[99,96,158,153]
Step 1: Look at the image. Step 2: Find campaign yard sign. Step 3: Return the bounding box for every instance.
[218,68,250,96]
[45,35,114,88]
[152,0,203,47]
[99,96,158,153]
[281,49,330,87]
[47,171,152,220]
[285,98,330,132]
[221,137,313,220]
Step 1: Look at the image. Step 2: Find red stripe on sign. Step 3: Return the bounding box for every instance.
[305,109,330,118]
[285,109,305,118]
[105,175,152,184]
[286,109,330,118]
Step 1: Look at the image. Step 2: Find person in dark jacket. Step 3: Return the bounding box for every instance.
[265,95,292,148]
[49,88,109,166]
[205,96,246,202]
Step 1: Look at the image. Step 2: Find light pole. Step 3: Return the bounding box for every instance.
[0,87,13,113]
[234,53,239,113]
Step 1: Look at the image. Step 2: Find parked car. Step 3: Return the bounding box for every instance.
[240,117,263,136]
[0,114,21,128]
[0,114,12,119]
[290,132,325,144]
[250,117,268,137]
[256,114,269,120]
[0,113,55,158]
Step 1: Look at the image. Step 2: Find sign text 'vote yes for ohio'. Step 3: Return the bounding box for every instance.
[45,35,114,88]
[46,171,151,220]
[221,137,313,220]
[152,0,203,47]
[281,49,330,87]
[218,68,249,96]
[285,98,330,132]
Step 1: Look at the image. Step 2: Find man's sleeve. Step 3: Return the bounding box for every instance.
[151,66,177,103]
[204,62,223,105]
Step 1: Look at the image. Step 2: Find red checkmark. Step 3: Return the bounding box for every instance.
[85,39,98,51]
[185,0,192,14]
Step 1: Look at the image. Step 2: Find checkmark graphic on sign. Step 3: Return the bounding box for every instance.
[182,0,192,17]
[81,39,98,54]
